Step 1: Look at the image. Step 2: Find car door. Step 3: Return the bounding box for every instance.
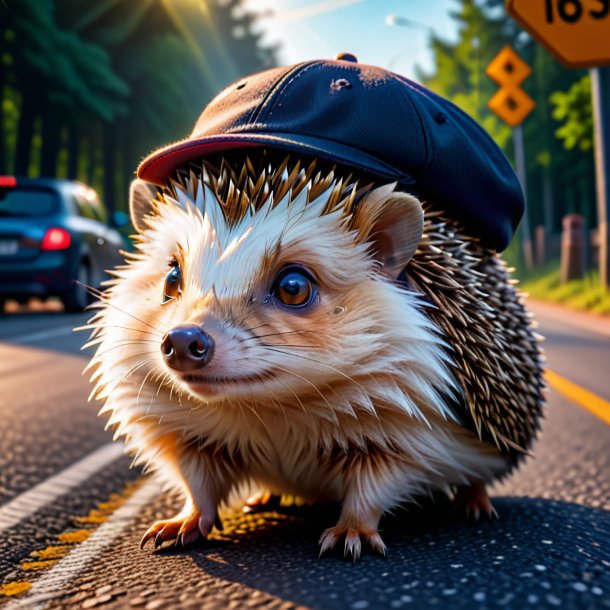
[70,192,108,287]
[87,193,125,274]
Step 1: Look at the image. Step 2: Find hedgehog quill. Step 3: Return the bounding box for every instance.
[84,57,545,561]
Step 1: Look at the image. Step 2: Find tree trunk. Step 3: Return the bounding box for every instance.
[123,122,138,202]
[124,161,136,203]
[67,124,80,180]
[86,128,98,186]
[39,110,61,177]
[542,168,554,234]
[15,92,37,176]
[103,126,117,214]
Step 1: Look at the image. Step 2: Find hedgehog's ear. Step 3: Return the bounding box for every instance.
[129,179,158,233]
[353,186,424,278]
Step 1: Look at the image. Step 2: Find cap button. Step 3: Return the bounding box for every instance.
[335,52,358,63]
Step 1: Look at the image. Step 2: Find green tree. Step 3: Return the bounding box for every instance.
[419,0,597,263]
[2,0,129,176]
[550,74,594,152]
[418,0,512,149]
[1,0,277,214]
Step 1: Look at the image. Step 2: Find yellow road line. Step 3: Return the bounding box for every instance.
[20,560,58,571]
[547,370,610,426]
[0,481,141,598]
[0,583,31,597]
[32,546,70,560]
[57,530,92,544]
[1,372,608,597]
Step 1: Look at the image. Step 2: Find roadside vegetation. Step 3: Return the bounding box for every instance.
[422,0,606,314]
[519,266,610,315]
[420,0,597,242]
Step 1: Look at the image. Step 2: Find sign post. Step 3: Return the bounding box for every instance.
[591,67,610,287]
[486,45,536,269]
[513,124,534,270]
[506,0,610,287]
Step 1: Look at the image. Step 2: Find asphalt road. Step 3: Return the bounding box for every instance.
[0,299,609,610]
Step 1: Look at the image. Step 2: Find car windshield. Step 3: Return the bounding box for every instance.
[0,188,59,217]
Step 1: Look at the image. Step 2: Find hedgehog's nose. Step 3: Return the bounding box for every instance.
[161,325,215,371]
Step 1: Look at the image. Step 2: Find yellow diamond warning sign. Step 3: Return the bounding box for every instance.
[488,88,537,128]
[507,0,610,68]
[486,45,536,127]
[486,45,532,86]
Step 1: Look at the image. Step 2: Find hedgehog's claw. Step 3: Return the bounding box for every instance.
[319,524,386,562]
[457,481,498,521]
[140,527,158,550]
[242,491,280,514]
[140,510,202,550]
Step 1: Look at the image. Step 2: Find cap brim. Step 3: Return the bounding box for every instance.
[137,133,415,187]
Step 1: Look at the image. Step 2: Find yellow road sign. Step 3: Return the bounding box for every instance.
[507,0,610,68]
[488,87,537,128]
[486,45,532,85]
[486,46,536,127]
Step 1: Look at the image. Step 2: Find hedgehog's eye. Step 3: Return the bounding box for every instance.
[162,261,182,304]
[271,266,317,308]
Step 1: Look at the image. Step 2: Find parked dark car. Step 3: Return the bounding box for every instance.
[0,177,128,312]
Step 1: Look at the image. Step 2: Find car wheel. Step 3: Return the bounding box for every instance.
[62,262,92,313]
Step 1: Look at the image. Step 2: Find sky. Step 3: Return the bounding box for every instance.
[245,0,461,81]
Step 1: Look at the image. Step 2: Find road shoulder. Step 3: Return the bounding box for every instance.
[526,298,610,339]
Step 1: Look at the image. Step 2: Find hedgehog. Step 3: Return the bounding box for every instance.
[84,149,545,561]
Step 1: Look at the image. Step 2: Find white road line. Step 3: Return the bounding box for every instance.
[0,443,123,534]
[5,479,161,610]
[2,325,77,345]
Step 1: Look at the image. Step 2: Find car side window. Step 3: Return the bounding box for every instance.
[89,194,109,225]
[74,195,96,221]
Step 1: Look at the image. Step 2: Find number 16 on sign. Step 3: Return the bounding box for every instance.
[544,0,609,23]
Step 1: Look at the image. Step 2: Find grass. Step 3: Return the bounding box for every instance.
[520,266,610,316]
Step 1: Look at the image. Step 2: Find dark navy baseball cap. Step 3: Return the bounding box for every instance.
[138,54,524,251]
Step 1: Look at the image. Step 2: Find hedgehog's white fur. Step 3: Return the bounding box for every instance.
[86,172,508,557]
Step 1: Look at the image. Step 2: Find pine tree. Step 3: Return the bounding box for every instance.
[1,0,277,213]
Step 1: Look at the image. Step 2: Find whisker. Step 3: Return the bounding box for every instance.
[156,372,171,397]
[137,368,158,411]
[83,289,169,334]
[92,340,158,359]
[244,343,319,350]
[259,377,287,419]
[98,351,156,378]
[119,357,158,386]
[272,375,309,417]
[242,329,317,341]
[242,392,274,433]
[272,365,335,412]
[240,322,272,334]
[76,323,163,339]
[264,348,365,390]
[75,280,106,299]
[146,371,167,418]
[169,374,181,402]
[99,360,149,393]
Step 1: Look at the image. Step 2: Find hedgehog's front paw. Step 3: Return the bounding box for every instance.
[318,522,387,562]
[456,481,498,521]
[140,509,203,549]
[242,491,281,514]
